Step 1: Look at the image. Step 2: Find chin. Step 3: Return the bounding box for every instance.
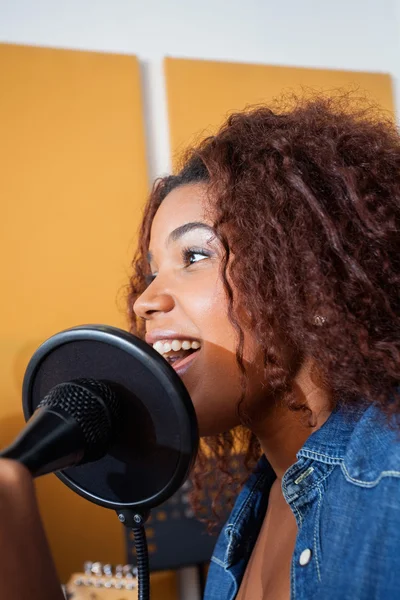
[181,364,242,435]
[193,401,240,438]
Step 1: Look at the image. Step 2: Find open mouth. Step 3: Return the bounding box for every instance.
[169,348,200,374]
[152,339,201,375]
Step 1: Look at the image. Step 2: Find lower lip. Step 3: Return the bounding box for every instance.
[172,349,200,376]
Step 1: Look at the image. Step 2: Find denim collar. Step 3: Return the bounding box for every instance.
[297,401,369,464]
[298,399,400,484]
[220,456,275,569]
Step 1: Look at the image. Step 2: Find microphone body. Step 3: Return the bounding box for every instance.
[0,379,119,478]
[1,408,85,477]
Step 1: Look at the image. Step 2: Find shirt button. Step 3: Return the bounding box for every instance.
[299,548,312,566]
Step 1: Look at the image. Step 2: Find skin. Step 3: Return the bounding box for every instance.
[0,460,64,600]
[134,183,332,475]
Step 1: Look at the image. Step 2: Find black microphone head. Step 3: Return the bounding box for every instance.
[37,379,120,463]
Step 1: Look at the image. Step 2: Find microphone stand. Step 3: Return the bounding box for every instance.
[116,509,150,600]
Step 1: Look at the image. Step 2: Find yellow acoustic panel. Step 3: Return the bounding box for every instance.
[165,58,395,166]
[0,43,148,582]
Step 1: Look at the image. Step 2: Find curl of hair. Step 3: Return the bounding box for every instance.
[128,95,400,526]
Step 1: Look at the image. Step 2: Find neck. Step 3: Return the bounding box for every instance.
[252,359,332,480]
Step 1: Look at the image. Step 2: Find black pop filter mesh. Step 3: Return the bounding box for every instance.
[22,325,199,512]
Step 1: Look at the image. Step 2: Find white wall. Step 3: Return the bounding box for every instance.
[1,0,400,181]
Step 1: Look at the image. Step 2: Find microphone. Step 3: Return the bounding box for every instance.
[0,379,121,478]
[2,325,198,513]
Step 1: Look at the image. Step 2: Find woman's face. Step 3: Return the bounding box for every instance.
[133,183,267,436]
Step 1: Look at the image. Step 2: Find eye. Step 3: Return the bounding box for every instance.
[181,246,211,266]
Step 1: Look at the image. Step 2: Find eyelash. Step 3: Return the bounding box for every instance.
[181,245,212,266]
[144,246,211,286]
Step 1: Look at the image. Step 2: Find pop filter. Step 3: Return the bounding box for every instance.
[22,325,199,514]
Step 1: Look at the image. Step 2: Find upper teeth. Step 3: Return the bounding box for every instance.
[153,340,201,355]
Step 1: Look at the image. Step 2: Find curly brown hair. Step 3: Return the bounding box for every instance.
[128,95,400,523]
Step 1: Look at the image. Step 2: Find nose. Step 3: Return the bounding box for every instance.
[133,278,175,320]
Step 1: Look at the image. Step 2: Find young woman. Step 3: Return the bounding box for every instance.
[128,96,400,600]
[1,95,399,600]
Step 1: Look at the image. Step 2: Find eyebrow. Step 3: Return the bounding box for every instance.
[169,221,214,243]
[147,221,215,263]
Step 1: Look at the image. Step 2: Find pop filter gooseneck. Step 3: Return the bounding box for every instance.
[21,324,199,600]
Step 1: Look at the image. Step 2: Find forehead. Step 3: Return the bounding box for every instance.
[150,183,210,243]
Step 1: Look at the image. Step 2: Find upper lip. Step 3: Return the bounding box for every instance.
[145,330,202,346]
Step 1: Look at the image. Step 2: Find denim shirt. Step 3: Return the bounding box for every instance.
[204,401,400,599]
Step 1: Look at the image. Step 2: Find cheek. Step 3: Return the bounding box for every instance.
[187,278,237,351]
[181,288,244,435]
